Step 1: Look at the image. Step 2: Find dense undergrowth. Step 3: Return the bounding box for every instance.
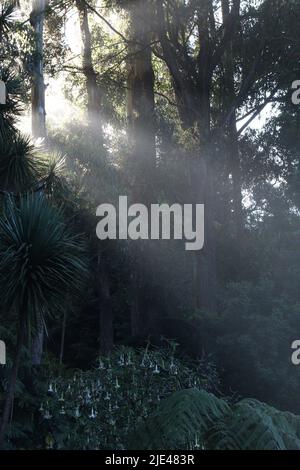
[1,345,220,449]
[3,345,300,450]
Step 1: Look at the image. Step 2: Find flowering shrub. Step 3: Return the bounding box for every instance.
[36,345,220,449]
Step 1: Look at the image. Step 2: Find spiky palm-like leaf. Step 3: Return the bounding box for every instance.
[0,194,88,327]
[128,389,300,450]
[0,1,17,41]
[0,133,48,192]
[43,154,70,198]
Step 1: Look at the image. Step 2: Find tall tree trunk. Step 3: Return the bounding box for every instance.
[97,250,113,354]
[126,0,157,337]
[221,0,243,236]
[76,2,109,349]
[76,0,102,126]
[30,0,46,139]
[59,309,67,365]
[192,2,217,313]
[190,153,217,313]
[31,314,44,365]
[228,123,243,235]
[127,0,156,181]
[156,0,217,313]
[0,311,25,448]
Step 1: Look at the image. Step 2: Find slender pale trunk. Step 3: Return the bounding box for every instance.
[31,0,46,139]
[76,0,102,126]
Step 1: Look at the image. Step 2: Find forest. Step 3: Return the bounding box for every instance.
[0,0,300,451]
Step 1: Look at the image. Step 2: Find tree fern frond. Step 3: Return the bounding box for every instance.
[129,389,300,450]
[128,389,230,450]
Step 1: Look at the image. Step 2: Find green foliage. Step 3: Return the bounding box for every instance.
[182,279,300,413]
[1,0,300,452]
[130,388,300,450]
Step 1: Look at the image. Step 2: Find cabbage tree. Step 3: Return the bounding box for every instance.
[0,193,88,447]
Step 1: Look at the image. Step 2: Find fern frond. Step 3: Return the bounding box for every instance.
[129,389,300,450]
